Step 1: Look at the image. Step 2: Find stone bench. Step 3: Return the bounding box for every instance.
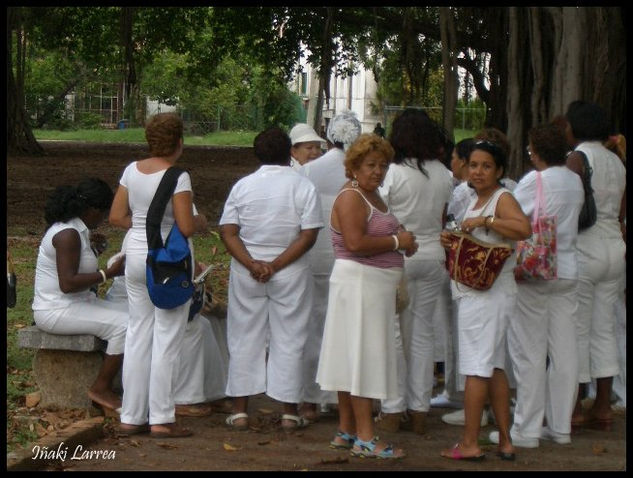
[18,326,121,410]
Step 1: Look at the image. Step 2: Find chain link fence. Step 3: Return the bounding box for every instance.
[383,105,486,132]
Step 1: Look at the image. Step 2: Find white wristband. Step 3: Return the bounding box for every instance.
[392,234,399,251]
[98,269,107,284]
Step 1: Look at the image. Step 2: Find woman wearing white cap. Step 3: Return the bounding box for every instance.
[289,123,325,168]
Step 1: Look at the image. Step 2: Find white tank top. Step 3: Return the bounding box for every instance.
[451,187,517,298]
[32,217,97,310]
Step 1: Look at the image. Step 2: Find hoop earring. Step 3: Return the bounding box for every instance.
[351,177,359,188]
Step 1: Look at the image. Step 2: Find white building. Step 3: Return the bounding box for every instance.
[289,51,383,135]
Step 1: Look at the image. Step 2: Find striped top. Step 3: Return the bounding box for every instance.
[331,188,404,269]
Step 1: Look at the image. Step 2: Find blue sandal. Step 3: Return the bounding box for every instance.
[329,430,356,450]
[350,436,405,459]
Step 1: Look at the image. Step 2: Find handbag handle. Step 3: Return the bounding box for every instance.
[532,171,544,227]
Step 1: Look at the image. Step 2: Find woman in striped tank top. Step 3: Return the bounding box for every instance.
[316,134,418,459]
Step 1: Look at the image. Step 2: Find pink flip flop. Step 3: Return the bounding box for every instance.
[441,443,486,461]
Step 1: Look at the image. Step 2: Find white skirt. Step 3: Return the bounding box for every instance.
[316,259,402,400]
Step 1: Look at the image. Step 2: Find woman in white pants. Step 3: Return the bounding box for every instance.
[32,178,127,414]
[508,124,584,447]
[297,110,362,423]
[219,127,323,432]
[110,112,196,438]
[376,108,453,434]
[564,101,626,431]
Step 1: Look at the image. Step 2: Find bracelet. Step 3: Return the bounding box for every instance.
[98,269,107,284]
[485,215,495,229]
[392,234,400,251]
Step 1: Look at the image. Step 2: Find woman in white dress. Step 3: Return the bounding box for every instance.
[439,141,531,461]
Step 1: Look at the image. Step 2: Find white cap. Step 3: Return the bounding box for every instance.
[289,123,325,146]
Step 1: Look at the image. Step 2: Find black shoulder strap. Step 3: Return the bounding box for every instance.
[146,167,186,250]
[576,150,594,193]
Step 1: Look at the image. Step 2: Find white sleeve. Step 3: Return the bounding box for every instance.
[513,171,536,218]
[300,181,324,230]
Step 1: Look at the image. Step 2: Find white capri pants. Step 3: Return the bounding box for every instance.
[225,262,313,404]
[508,279,578,437]
[34,297,127,355]
[120,251,190,426]
[576,236,625,382]
[457,286,515,378]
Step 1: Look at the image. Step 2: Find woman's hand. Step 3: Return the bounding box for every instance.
[397,230,418,257]
[249,260,275,283]
[105,255,126,278]
[460,216,487,234]
[440,230,454,250]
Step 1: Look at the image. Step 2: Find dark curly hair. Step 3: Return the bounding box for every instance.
[389,108,448,177]
[44,178,114,227]
[529,124,568,166]
[253,127,292,165]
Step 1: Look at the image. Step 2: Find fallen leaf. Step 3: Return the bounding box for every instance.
[592,443,607,455]
[156,442,179,449]
[128,440,141,448]
[223,443,241,451]
[257,440,271,446]
[320,456,349,465]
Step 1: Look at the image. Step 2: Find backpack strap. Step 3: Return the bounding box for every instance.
[146,167,185,250]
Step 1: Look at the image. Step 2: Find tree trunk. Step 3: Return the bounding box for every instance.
[505,7,532,180]
[120,7,137,125]
[484,8,509,131]
[7,7,44,156]
[312,7,334,133]
[439,7,458,137]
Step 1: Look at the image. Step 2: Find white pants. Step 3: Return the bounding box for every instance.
[382,260,445,413]
[225,263,312,404]
[576,237,625,382]
[120,251,190,426]
[457,288,515,378]
[509,279,578,437]
[34,296,128,355]
[612,286,626,405]
[302,272,338,405]
[174,314,228,405]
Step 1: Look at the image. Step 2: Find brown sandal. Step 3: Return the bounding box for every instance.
[150,423,193,438]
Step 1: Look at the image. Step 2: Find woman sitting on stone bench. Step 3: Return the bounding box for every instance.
[32,178,127,414]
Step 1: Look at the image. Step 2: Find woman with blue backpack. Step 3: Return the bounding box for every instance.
[110,112,196,438]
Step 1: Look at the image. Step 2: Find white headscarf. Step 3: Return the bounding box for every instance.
[326,110,362,151]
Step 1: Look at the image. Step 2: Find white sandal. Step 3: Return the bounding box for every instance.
[281,414,309,431]
[225,412,249,431]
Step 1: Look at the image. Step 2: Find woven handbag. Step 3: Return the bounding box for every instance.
[514,171,557,281]
[446,231,513,291]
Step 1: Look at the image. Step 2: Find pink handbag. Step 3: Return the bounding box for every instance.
[514,171,557,281]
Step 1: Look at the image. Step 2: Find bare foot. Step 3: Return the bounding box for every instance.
[88,389,122,411]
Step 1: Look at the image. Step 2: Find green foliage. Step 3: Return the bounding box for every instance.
[75,111,104,129]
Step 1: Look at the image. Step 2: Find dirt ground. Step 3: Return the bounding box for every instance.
[6,142,627,471]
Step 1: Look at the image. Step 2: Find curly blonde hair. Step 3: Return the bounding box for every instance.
[145,113,183,157]
[344,133,395,179]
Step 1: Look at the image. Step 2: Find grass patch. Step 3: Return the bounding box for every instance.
[33,128,258,147]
